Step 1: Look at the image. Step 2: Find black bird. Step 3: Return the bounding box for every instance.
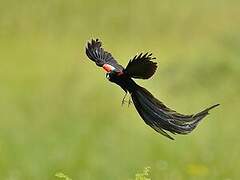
[85,38,219,140]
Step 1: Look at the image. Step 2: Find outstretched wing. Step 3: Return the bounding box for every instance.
[124,53,157,79]
[85,39,124,72]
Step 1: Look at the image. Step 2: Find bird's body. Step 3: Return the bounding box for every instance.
[85,38,219,140]
[107,71,136,93]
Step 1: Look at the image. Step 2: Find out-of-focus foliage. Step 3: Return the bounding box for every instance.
[55,172,72,180]
[0,0,239,179]
[134,167,151,180]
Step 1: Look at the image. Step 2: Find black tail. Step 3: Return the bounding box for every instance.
[131,85,219,140]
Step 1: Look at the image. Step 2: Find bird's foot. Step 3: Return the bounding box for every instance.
[121,99,129,106]
[121,92,132,107]
[127,97,132,107]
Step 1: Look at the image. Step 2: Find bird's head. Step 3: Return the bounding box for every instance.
[103,64,116,73]
[103,64,116,80]
[103,64,124,80]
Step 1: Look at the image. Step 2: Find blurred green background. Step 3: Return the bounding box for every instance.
[0,0,239,179]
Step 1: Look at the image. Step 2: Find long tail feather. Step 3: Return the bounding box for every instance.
[131,85,219,140]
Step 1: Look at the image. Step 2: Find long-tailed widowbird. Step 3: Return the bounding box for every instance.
[85,38,219,140]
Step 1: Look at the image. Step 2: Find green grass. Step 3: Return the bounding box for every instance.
[0,0,240,179]
[55,167,151,180]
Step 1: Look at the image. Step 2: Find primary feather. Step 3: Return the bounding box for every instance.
[85,39,124,72]
[125,53,157,79]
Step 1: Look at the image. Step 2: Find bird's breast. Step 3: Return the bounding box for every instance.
[109,75,137,93]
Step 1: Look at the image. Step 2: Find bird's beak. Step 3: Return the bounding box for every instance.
[103,64,115,73]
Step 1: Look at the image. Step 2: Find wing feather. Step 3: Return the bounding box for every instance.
[125,52,157,79]
[85,39,124,72]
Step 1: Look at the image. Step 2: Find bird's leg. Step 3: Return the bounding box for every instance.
[128,94,132,107]
[121,92,128,106]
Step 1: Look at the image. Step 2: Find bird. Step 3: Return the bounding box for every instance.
[85,38,219,140]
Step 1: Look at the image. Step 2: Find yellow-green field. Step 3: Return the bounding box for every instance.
[0,0,239,179]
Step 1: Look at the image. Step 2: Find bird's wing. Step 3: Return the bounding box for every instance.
[85,39,124,72]
[124,53,157,79]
